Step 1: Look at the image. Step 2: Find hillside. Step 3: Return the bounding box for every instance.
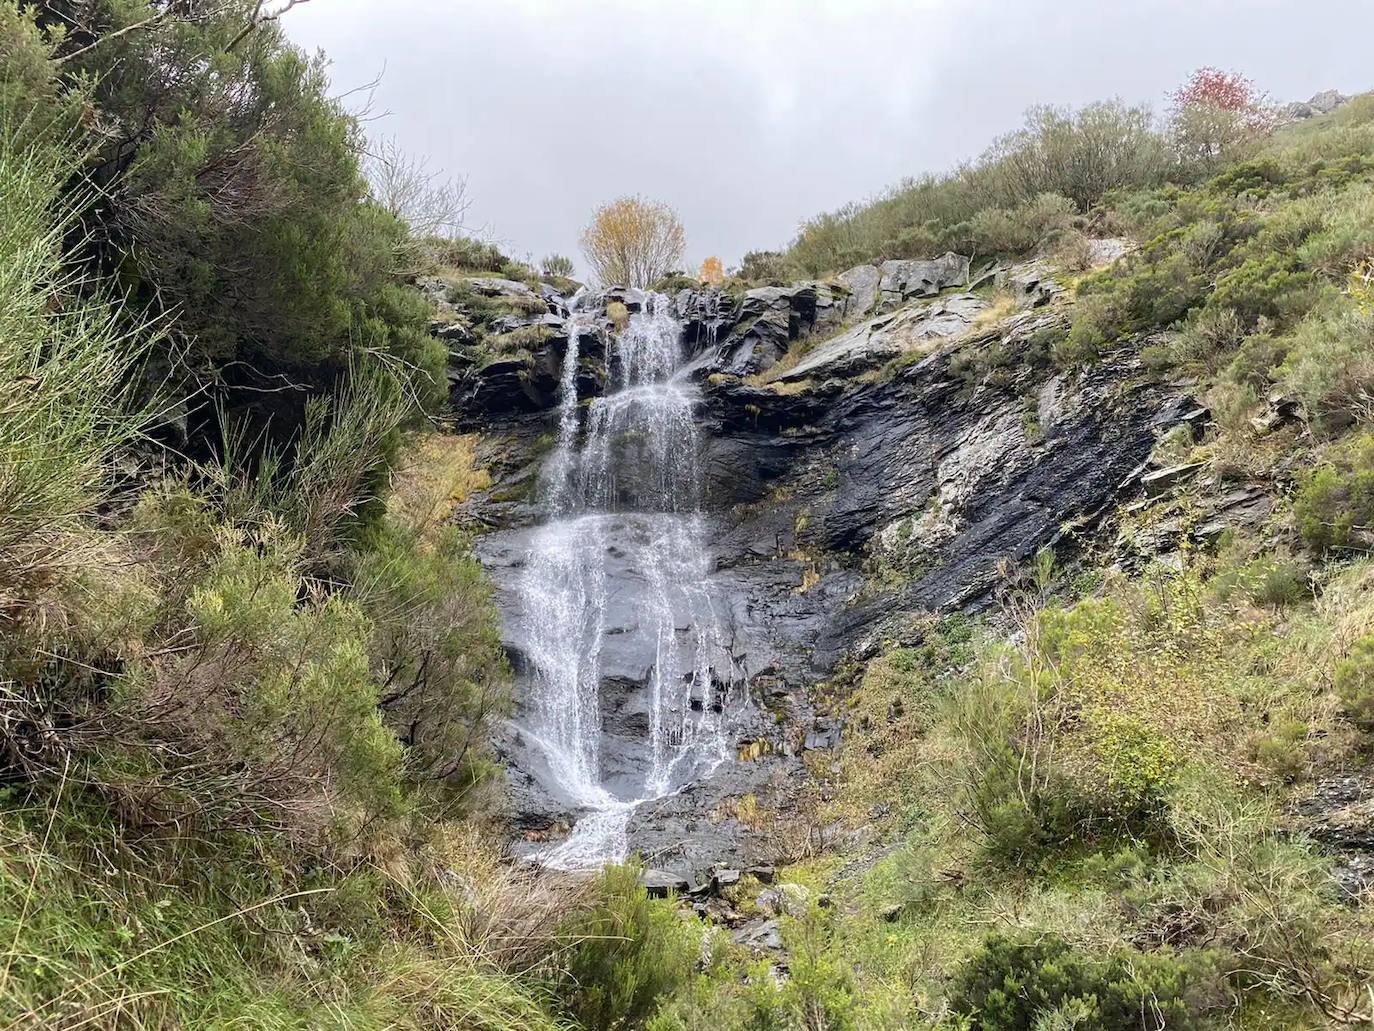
[4,4,1374,1029]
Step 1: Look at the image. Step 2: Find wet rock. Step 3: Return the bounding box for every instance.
[488,312,564,335]
[712,868,742,891]
[804,718,841,750]
[458,272,1198,883]
[759,883,811,918]
[464,275,542,302]
[642,869,693,897]
[1298,767,1374,898]
[694,282,851,376]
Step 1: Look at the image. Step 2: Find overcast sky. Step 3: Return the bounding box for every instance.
[285,1,1374,276]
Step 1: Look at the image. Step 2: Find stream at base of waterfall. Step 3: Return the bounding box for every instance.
[511,293,741,869]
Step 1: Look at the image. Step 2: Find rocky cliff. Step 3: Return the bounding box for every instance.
[437,252,1260,885]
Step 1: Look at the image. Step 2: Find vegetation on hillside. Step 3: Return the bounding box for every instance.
[0,5,669,1028]
[779,69,1280,278]
[643,82,1374,1031]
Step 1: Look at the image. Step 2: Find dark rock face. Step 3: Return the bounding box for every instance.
[446,269,1197,884]
[1299,768,1374,897]
[694,355,1194,677]
[676,281,857,378]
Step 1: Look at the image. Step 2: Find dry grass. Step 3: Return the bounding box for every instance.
[970,288,1019,331]
[387,432,492,539]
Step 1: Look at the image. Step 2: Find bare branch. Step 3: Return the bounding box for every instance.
[224,0,318,52]
[364,135,470,239]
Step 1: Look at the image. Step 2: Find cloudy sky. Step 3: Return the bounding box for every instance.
[285,1,1374,276]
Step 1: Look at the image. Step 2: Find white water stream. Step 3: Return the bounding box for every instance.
[515,294,736,869]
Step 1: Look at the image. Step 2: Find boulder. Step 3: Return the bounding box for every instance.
[876,252,970,312]
[1141,462,1206,497]
[464,276,541,302]
[732,918,783,953]
[714,280,851,376]
[641,869,692,897]
[712,867,742,891]
[1087,237,1134,267]
[779,292,986,381]
[758,882,811,918]
[834,264,881,319]
[1279,89,1350,123]
[1001,262,1062,307]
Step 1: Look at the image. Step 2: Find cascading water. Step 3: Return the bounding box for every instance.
[513,293,737,870]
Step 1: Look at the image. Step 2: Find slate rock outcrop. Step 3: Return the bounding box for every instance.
[440,257,1219,883]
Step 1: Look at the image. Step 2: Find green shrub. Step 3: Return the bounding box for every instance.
[647,959,791,1031]
[1293,433,1374,552]
[651,272,699,293]
[1210,553,1311,610]
[976,102,1172,211]
[1168,305,1245,370]
[38,0,439,437]
[556,864,703,1030]
[1282,306,1374,430]
[1250,718,1310,783]
[957,192,1075,255]
[541,252,575,278]
[947,662,1078,866]
[1334,636,1374,732]
[1294,182,1374,275]
[950,932,1208,1031]
[175,536,408,827]
[739,249,791,282]
[427,233,513,272]
[349,522,509,796]
[1222,324,1287,389]
[778,907,859,1030]
[1207,255,1321,326]
[787,100,1169,275]
[0,88,152,617]
[1055,292,1116,365]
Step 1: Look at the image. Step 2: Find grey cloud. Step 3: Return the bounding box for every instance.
[286,0,1373,277]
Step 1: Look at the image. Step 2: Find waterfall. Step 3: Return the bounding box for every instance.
[513,293,736,870]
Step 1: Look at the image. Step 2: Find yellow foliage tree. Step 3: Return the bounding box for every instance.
[579,195,686,288]
[699,255,724,285]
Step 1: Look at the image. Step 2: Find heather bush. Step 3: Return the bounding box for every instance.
[25,0,443,440]
[1334,636,1374,732]
[738,248,792,282]
[1293,432,1374,552]
[541,252,576,278]
[950,931,1209,1030]
[1281,306,1374,429]
[556,863,704,1031]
